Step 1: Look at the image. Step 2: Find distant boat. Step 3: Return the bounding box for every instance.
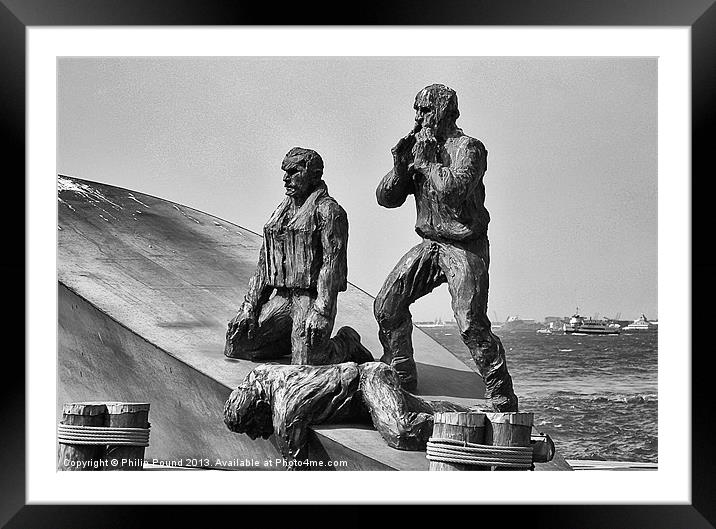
[623,314,657,331]
[536,328,552,335]
[563,310,620,335]
[500,315,541,332]
[416,317,453,328]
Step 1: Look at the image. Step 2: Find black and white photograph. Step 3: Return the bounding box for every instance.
[56,54,658,472]
[12,17,710,522]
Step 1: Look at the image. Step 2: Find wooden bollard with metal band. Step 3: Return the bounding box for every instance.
[105,402,150,470]
[428,412,487,471]
[57,401,151,471]
[485,412,534,471]
[57,402,107,471]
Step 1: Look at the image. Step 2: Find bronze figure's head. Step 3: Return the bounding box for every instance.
[223,380,273,440]
[281,147,324,202]
[413,84,460,136]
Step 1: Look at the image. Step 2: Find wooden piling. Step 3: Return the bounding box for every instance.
[57,402,107,471]
[429,412,487,471]
[104,402,150,470]
[485,412,534,471]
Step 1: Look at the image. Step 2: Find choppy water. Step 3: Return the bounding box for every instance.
[418,326,658,463]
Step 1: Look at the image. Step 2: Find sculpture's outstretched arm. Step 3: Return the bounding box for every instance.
[357,363,437,450]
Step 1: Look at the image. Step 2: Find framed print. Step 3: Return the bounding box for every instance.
[4,0,715,526]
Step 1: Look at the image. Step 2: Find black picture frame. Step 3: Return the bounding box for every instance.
[3,1,713,526]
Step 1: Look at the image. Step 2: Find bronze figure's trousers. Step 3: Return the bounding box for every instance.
[374,238,518,411]
[226,288,363,365]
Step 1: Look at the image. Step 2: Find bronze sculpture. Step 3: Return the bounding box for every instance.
[224,147,373,366]
[224,361,469,464]
[374,84,518,412]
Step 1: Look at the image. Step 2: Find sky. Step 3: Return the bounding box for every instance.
[57,57,657,322]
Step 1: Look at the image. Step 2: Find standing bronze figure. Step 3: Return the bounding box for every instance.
[225,147,372,366]
[374,84,518,412]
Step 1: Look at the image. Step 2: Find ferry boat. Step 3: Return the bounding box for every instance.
[563,310,620,335]
[623,314,657,331]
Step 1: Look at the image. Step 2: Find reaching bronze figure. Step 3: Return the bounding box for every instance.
[374,84,518,412]
[224,147,372,366]
[224,361,469,465]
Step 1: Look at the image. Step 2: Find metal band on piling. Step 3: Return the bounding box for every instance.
[426,437,534,469]
[57,424,151,447]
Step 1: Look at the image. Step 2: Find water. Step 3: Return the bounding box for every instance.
[418,326,658,463]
